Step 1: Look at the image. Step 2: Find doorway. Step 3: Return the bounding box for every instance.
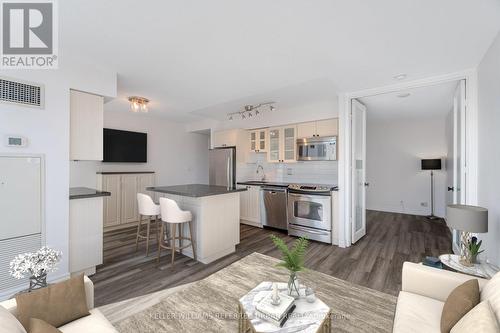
[339,73,476,249]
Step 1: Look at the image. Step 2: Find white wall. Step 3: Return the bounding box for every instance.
[70,109,209,188]
[366,117,447,217]
[0,59,116,283]
[477,31,500,266]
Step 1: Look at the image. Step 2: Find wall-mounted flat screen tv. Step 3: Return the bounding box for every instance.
[103,128,147,163]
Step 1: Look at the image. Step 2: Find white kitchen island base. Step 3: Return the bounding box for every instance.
[151,186,244,264]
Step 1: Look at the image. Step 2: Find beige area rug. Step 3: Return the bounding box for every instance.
[113,252,397,332]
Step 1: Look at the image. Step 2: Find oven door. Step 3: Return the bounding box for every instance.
[287,192,331,230]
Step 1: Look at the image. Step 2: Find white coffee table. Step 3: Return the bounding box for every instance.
[439,254,499,279]
[238,281,331,333]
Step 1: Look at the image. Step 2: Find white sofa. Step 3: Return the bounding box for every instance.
[0,276,117,333]
[392,262,499,333]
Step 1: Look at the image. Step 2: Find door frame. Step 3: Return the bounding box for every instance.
[337,69,479,248]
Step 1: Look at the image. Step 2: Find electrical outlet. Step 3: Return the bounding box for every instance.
[287,168,293,175]
[421,202,428,207]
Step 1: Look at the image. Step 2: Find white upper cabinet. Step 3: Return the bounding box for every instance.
[212,129,237,147]
[268,125,297,163]
[70,90,104,161]
[297,122,317,139]
[249,129,267,153]
[297,118,338,138]
[212,129,248,163]
[316,119,338,137]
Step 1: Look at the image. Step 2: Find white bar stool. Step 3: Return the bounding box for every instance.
[136,193,161,256]
[158,197,196,265]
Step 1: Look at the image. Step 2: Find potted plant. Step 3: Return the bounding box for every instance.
[270,235,309,298]
[9,247,62,291]
[467,236,484,264]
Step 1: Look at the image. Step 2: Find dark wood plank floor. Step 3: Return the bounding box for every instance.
[91,210,452,306]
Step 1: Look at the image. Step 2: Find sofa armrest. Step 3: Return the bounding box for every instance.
[402,262,488,302]
[84,276,94,310]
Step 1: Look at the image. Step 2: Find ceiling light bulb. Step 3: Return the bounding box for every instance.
[241,114,246,119]
[248,112,252,117]
[141,104,148,112]
[255,110,259,115]
[393,73,407,81]
[270,105,275,111]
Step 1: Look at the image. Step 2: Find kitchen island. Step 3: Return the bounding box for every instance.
[147,184,247,264]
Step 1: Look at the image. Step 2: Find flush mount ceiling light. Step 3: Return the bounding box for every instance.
[397,92,411,98]
[393,73,407,81]
[227,101,276,120]
[128,96,149,113]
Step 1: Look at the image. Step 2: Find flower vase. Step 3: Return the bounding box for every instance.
[287,272,300,299]
[29,272,47,292]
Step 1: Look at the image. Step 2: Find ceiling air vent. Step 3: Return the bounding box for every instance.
[0,77,44,108]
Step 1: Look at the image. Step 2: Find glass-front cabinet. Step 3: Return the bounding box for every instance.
[267,125,297,163]
[249,129,267,153]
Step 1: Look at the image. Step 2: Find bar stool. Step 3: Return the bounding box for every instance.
[136,193,160,256]
[158,197,196,265]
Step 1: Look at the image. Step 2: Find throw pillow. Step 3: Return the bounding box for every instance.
[29,319,62,333]
[451,300,500,333]
[0,305,26,333]
[15,274,90,330]
[481,271,500,323]
[441,279,480,333]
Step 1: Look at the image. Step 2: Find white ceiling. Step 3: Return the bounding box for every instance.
[61,0,500,122]
[359,81,459,120]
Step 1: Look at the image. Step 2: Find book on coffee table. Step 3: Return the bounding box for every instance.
[256,304,296,327]
[255,292,295,323]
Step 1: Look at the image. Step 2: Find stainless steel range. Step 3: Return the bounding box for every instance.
[287,184,335,243]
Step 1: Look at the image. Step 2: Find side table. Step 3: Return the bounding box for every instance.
[439,254,499,279]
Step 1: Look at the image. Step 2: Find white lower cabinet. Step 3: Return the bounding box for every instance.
[69,197,103,276]
[240,185,262,226]
[98,173,156,228]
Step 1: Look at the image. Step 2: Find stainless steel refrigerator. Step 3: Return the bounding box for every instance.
[209,147,236,188]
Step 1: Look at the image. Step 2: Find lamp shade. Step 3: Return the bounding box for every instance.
[421,158,442,170]
[446,205,488,233]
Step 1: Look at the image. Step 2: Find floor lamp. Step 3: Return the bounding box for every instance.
[421,158,442,220]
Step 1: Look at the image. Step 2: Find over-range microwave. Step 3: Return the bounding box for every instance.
[297,136,337,161]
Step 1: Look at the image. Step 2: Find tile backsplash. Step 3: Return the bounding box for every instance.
[237,153,338,185]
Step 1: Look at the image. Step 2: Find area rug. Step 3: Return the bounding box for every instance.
[115,252,397,332]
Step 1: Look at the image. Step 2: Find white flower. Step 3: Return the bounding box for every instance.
[9,247,62,280]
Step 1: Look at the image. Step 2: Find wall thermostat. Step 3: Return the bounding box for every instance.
[5,135,28,147]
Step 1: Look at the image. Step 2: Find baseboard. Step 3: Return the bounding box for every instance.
[367,206,444,218]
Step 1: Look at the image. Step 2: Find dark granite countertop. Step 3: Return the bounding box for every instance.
[70,187,111,200]
[97,171,155,174]
[238,181,338,191]
[147,184,247,198]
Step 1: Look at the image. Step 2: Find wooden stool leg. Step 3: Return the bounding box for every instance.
[171,223,176,266]
[157,222,164,263]
[135,215,142,252]
[178,223,183,250]
[188,221,196,261]
[156,216,160,245]
[146,216,151,256]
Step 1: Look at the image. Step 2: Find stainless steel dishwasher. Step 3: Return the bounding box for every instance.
[261,186,288,230]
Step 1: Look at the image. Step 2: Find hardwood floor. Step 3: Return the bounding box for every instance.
[91,210,452,307]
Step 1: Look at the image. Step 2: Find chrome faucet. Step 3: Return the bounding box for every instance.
[256,164,266,181]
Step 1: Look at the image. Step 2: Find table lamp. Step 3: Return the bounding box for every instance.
[421,158,442,219]
[446,204,488,266]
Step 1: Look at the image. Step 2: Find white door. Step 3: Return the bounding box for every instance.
[446,80,466,252]
[351,99,367,243]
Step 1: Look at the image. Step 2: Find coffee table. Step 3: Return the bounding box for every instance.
[238,281,331,333]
